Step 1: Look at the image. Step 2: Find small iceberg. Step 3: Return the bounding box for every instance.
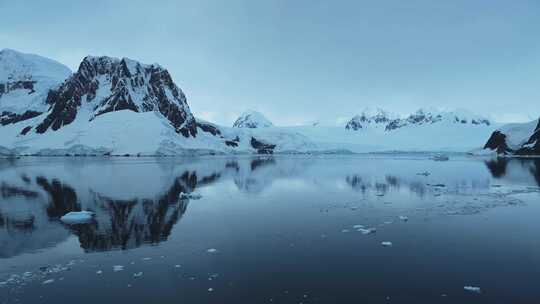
[42,279,55,285]
[179,192,202,200]
[464,286,481,293]
[206,248,219,254]
[358,228,376,235]
[381,241,393,247]
[60,211,94,224]
[432,154,450,161]
[133,272,143,278]
[113,265,124,272]
[399,215,409,222]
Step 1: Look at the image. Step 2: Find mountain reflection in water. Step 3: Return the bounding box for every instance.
[0,155,539,258]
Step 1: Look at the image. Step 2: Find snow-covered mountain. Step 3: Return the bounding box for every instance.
[481,119,540,155]
[27,55,198,137]
[233,110,273,128]
[385,109,491,131]
[0,49,71,126]
[0,50,504,156]
[345,108,396,130]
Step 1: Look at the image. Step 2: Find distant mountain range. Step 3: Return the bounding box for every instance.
[0,49,536,156]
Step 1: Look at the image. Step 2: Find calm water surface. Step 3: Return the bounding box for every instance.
[0,155,539,303]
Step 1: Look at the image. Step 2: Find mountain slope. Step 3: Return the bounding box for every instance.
[0,49,71,125]
[482,119,540,155]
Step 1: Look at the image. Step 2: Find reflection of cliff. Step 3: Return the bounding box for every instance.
[69,173,195,252]
[484,158,540,186]
[0,165,226,257]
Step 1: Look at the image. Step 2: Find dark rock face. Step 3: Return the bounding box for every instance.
[0,110,41,126]
[345,116,363,131]
[197,121,221,136]
[483,131,511,154]
[0,80,36,98]
[34,56,197,137]
[250,137,276,154]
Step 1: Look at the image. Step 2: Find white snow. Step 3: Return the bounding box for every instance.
[60,211,94,224]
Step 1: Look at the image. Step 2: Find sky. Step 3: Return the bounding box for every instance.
[1,0,539,125]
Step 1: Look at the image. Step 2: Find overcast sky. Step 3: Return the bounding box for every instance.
[2,0,539,125]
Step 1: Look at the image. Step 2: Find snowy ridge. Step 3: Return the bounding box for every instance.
[0,49,71,123]
[233,110,273,128]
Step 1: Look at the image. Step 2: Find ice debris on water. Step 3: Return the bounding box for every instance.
[464,286,481,293]
[96,270,103,275]
[42,279,54,285]
[133,272,143,278]
[381,241,393,247]
[341,229,350,233]
[207,248,219,253]
[142,257,152,261]
[179,192,202,200]
[60,211,94,224]
[358,228,376,235]
[353,224,365,229]
[174,265,181,268]
[208,287,214,292]
[113,265,124,272]
[399,215,409,222]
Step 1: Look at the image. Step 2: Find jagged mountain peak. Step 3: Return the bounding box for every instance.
[233,110,273,128]
[30,54,197,137]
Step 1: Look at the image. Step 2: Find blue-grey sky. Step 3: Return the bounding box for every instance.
[2,0,539,125]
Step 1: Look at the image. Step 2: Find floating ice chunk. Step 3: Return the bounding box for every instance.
[358,228,376,235]
[381,241,393,247]
[206,248,219,253]
[96,270,103,275]
[464,286,481,293]
[42,279,54,285]
[341,229,350,233]
[399,215,409,222]
[174,265,181,268]
[179,192,202,200]
[384,221,393,225]
[113,265,124,272]
[352,224,365,229]
[60,211,94,224]
[142,257,152,261]
[133,272,143,278]
[208,288,214,292]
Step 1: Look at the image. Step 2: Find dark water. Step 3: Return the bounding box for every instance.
[0,155,539,303]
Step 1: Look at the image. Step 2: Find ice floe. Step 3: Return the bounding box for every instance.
[113,265,124,272]
[133,272,143,278]
[381,241,393,247]
[60,211,95,224]
[42,279,54,285]
[206,248,219,253]
[464,286,481,293]
[399,215,409,222]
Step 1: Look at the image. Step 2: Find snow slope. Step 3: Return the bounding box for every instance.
[0,49,71,117]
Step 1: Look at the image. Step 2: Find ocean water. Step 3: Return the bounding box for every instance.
[0,155,539,303]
